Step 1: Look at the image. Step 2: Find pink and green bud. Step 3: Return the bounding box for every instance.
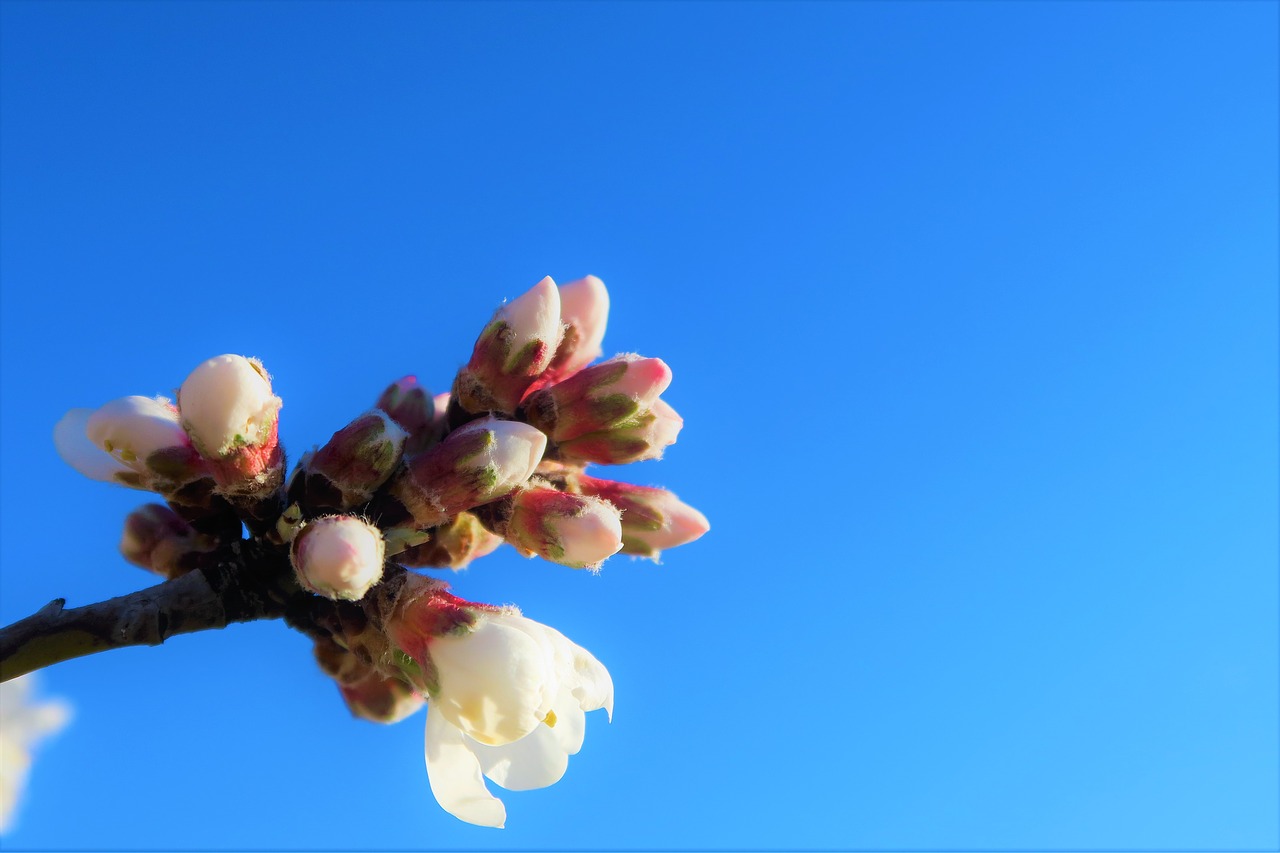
[572,474,709,559]
[375,375,438,454]
[540,275,610,386]
[54,398,209,493]
[178,354,284,491]
[387,418,546,529]
[453,277,563,415]
[303,410,407,511]
[524,355,671,443]
[555,398,683,465]
[503,486,623,570]
[290,515,386,601]
[396,512,504,569]
[119,503,218,578]
[383,574,491,694]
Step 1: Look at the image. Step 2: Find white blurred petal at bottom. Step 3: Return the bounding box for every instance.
[0,675,71,835]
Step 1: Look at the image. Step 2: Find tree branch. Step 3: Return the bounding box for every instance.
[0,541,293,682]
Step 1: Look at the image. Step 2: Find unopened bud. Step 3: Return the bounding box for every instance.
[375,376,438,454]
[555,398,683,465]
[524,355,671,442]
[178,354,284,491]
[290,515,386,601]
[572,474,709,560]
[302,410,407,511]
[383,574,488,694]
[540,275,610,386]
[120,503,218,577]
[397,513,504,569]
[453,277,563,415]
[502,486,623,570]
[338,670,426,724]
[387,418,546,529]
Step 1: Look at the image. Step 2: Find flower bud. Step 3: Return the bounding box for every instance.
[540,275,610,386]
[55,399,208,493]
[290,515,386,601]
[339,670,426,724]
[387,418,546,529]
[453,277,563,415]
[119,503,218,577]
[524,355,671,443]
[572,474,709,560]
[375,375,438,454]
[555,398,683,465]
[383,575,488,694]
[396,512,504,569]
[503,486,623,570]
[303,410,407,511]
[178,354,284,490]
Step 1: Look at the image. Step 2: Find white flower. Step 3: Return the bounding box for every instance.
[0,676,70,836]
[53,397,194,488]
[423,612,613,828]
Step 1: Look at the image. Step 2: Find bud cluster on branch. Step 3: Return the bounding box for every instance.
[42,275,708,828]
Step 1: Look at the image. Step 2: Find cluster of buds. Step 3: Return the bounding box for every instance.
[52,274,707,828]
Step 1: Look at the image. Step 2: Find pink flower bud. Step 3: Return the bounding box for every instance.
[524,355,672,442]
[119,503,218,577]
[290,515,386,601]
[178,355,285,491]
[540,275,610,385]
[504,486,623,570]
[388,418,546,529]
[304,410,407,511]
[453,277,563,415]
[555,398,683,465]
[573,474,709,560]
[397,512,504,569]
[375,375,438,454]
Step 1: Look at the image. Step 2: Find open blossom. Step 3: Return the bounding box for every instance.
[54,397,206,491]
[0,676,70,835]
[419,610,613,828]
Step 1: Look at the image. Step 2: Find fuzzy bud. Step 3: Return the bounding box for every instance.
[502,485,623,570]
[387,418,546,529]
[178,355,284,491]
[375,376,438,454]
[383,575,489,694]
[339,670,426,724]
[572,473,709,559]
[302,410,407,511]
[119,503,218,577]
[555,398,683,465]
[524,355,671,443]
[396,512,504,569]
[290,515,386,601]
[453,277,563,415]
[539,275,610,386]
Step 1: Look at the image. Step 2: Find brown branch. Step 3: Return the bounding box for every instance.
[0,541,294,682]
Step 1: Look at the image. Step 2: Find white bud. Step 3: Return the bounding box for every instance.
[85,396,189,470]
[290,516,386,601]
[178,355,282,457]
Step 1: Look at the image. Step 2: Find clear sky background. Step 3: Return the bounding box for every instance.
[1,1,1276,850]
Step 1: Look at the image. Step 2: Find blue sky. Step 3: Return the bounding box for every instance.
[1,1,1276,849]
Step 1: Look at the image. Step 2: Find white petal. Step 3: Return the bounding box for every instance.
[53,409,137,486]
[430,614,556,746]
[470,691,583,791]
[424,708,506,828]
[568,641,615,720]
